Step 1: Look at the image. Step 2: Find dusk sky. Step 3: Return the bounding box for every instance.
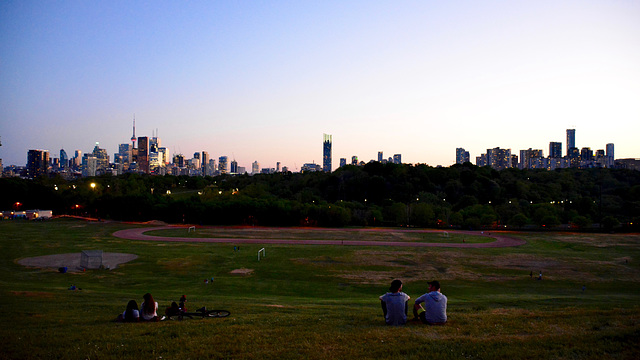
[1,1,639,171]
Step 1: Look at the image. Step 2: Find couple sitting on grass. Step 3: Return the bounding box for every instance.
[379,279,447,326]
[115,293,159,322]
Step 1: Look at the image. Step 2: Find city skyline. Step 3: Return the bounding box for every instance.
[1,1,639,169]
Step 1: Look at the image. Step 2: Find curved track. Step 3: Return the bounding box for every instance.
[113,227,526,248]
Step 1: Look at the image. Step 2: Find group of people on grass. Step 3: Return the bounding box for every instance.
[379,279,447,326]
[116,293,188,322]
[116,281,445,326]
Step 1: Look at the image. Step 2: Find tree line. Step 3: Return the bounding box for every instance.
[2,163,639,231]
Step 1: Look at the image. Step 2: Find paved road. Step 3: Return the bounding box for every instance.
[113,226,526,248]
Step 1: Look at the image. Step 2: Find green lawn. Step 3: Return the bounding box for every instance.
[1,219,638,359]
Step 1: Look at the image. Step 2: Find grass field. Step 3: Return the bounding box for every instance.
[1,219,639,359]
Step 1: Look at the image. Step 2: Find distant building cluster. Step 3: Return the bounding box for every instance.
[3,126,637,180]
[456,128,640,171]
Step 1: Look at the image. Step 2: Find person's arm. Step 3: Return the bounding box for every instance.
[381,300,387,317]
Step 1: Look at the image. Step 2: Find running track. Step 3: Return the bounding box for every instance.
[113,227,526,248]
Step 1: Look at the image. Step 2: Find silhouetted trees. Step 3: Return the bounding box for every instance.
[2,163,638,231]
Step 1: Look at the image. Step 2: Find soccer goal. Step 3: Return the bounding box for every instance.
[442,231,449,238]
[81,250,103,269]
[257,248,266,261]
[188,226,196,233]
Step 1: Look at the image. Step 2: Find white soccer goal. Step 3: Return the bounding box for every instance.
[257,248,266,261]
[442,231,449,238]
[188,226,196,233]
[81,250,103,269]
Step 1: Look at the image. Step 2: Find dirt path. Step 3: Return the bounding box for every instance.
[112,227,526,248]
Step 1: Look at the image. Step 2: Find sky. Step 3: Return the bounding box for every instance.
[1,0,639,171]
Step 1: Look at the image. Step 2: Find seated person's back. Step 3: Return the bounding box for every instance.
[379,279,410,326]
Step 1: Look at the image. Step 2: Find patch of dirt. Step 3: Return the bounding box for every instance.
[230,268,254,275]
[10,291,55,298]
[17,253,138,272]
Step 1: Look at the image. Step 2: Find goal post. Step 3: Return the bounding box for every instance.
[257,248,266,261]
[188,226,195,233]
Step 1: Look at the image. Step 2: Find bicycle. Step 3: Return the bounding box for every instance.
[163,307,230,320]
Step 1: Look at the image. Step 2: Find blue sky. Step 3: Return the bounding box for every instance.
[1,1,639,170]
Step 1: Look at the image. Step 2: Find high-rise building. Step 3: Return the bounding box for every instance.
[276,162,281,172]
[60,149,68,169]
[339,158,347,167]
[549,142,562,159]
[173,154,185,167]
[351,156,358,166]
[566,129,575,157]
[92,142,109,172]
[81,153,97,177]
[252,161,260,174]
[487,147,511,170]
[218,156,228,174]
[201,151,209,176]
[378,151,383,162]
[606,143,614,159]
[118,144,132,166]
[27,149,49,178]
[131,117,136,149]
[230,160,238,174]
[456,148,470,164]
[323,134,332,172]
[580,147,593,161]
[393,154,402,164]
[137,137,149,173]
[519,148,543,169]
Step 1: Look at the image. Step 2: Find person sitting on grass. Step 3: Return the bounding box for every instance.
[379,279,410,326]
[165,302,181,318]
[140,293,159,322]
[115,300,139,322]
[413,280,447,325]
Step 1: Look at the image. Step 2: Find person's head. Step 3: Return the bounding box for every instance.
[180,295,186,302]
[389,279,403,293]
[143,293,155,312]
[428,280,441,292]
[126,300,139,311]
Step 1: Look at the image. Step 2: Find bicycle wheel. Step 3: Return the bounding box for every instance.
[205,310,230,318]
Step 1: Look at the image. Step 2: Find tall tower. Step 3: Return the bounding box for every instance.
[323,134,332,172]
[566,129,575,157]
[131,116,137,149]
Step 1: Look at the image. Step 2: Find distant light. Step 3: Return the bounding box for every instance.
[90,183,96,189]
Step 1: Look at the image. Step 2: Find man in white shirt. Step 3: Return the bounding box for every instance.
[413,280,447,325]
[379,279,410,326]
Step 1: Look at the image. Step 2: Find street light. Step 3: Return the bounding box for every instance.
[90,183,96,189]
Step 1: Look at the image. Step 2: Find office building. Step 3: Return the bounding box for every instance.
[322,134,332,172]
[81,153,97,177]
[566,129,576,156]
[137,136,149,173]
[27,149,49,178]
[456,148,470,164]
[92,143,109,173]
[351,156,358,166]
[173,154,185,168]
[378,151,383,162]
[519,148,543,169]
[340,158,347,167]
[230,160,238,174]
[59,149,68,169]
[202,151,209,176]
[218,156,228,174]
[118,144,132,167]
[252,161,260,174]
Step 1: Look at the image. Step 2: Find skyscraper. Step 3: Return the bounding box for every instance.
[60,149,68,169]
[378,151,383,162]
[323,134,332,173]
[230,160,238,174]
[252,161,260,174]
[202,151,209,176]
[456,148,470,164]
[487,147,511,170]
[351,156,358,166]
[549,142,562,158]
[340,158,347,167]
[27,149,49,178]
[393,154,402,164]
[566,129,576,157]
[218,156,228,174]
[92,142,109,173]
[138,136,149,173]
